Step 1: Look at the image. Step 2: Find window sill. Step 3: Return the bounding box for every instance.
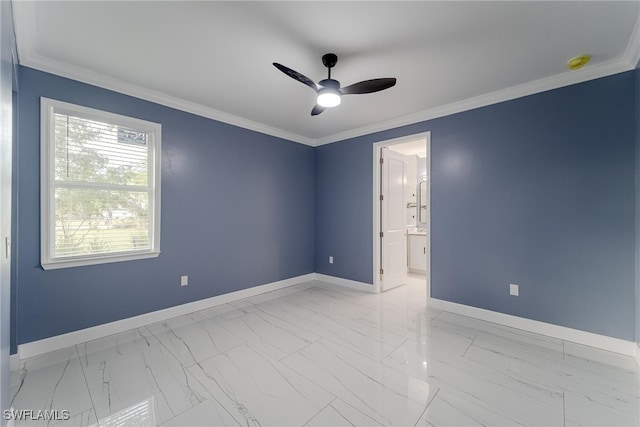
[41,250,160,270]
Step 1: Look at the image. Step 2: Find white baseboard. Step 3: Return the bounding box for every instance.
[430,298,638,358]
[313,273,376,293]
[15,274,636,363]
[16,273,314,361]
[9,353,20,371]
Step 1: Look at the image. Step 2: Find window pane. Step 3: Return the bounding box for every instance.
[53,188,150,258]
[42,98,160,269]
[54,113,149,186]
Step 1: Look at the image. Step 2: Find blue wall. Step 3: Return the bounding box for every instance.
[12,66,315,351]
[12,66,638,349]
[316,71,636,341]
[314,137,374,283]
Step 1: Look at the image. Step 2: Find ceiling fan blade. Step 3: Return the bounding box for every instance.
[311,105,326,116]
[273,63,318,91]
[340,78,397,95]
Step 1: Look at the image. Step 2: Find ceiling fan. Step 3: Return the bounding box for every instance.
[273,53,397,116]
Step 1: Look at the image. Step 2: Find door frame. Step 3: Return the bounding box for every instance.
[372,131,431,302]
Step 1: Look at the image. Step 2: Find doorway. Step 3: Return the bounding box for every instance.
[373,132,430,301]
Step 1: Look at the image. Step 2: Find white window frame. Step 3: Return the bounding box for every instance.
[40,97,161,270]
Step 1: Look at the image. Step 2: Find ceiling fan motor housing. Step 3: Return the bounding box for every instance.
[319,78,340,89]
[322,53,338,69]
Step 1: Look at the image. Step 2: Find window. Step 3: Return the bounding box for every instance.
[40,98,161,269]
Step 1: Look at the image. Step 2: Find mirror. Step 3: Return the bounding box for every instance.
[417,179,427,226]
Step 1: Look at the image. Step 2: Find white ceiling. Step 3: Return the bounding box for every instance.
[13,1,640,146]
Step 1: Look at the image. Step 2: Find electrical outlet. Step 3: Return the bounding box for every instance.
[509,283,519,296]
[181,275,188,286]
[329,256,334,264]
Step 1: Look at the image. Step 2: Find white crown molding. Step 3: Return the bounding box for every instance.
[314,57,634,146]
[22,53,316,146]
[12,0,314,146]
[11,0,33,66]
[12,1,640,147]
[624,4,640,68]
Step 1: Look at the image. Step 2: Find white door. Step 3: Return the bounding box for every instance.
[380,148,407,291]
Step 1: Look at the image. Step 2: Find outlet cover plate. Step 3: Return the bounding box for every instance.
[509,283,519,296]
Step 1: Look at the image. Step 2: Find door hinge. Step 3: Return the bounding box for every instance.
[380,268,384,275]
[379,232,383,238]
[380,157,384,164]
[379,195,384,201]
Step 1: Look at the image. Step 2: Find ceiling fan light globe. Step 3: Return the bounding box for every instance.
[317,89,341,108]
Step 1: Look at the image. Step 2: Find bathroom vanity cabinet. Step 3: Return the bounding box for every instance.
[407,233,427,273]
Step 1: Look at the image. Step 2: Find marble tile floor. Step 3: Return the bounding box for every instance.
[9,276,640,426]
